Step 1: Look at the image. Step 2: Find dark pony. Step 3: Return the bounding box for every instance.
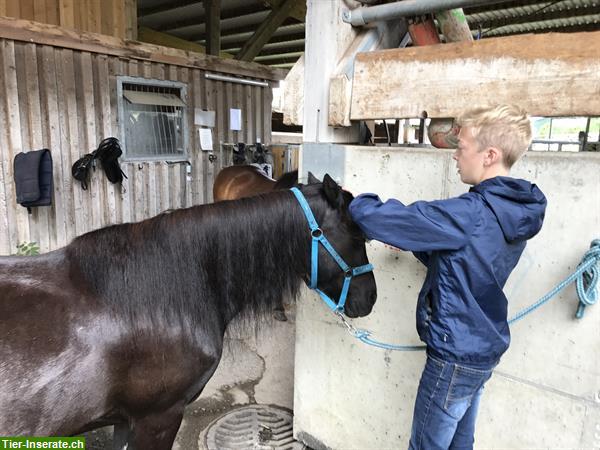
[0,175,376,450]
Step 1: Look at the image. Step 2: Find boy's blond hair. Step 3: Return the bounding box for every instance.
[456,105,532,168]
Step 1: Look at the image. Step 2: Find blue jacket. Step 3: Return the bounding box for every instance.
[349,176,547,368]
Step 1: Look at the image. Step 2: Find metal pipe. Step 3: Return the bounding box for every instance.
[342,0,516,26]
[204,73,269,87]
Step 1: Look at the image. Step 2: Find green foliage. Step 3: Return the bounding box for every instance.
[15,242,40,256]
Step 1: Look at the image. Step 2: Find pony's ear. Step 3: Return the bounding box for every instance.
[322,173,343,208]
[307,171,320,184]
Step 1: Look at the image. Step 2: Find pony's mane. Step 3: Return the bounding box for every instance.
[274,170,298,190]
[65,186,329,331]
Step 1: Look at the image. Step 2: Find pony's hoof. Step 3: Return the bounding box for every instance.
[273,310,288,322]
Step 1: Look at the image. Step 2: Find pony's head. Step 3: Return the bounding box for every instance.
[300,174,377,318]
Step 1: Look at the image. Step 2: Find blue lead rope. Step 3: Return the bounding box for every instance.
[337,239,600,351]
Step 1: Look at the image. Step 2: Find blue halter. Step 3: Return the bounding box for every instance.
[290,187,374,314]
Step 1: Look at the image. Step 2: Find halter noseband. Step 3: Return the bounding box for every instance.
[290,187,374,314]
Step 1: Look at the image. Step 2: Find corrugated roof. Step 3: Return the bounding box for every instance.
[137,0,600,69]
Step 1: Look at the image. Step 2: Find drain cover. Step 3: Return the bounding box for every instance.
[204,405,304,450]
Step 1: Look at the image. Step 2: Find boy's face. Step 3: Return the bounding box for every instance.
[453,127,486,185]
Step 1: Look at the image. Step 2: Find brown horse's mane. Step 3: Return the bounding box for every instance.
[65,187,328,329]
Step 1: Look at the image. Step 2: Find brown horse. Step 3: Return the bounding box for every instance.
[213,164,298,202]
[0,176,377,449]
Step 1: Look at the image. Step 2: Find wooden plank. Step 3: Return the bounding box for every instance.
[351,31,600,119]
[235,0,298,62]
[0,149,9,253]
[0,1,7,17]
[45,0,59,26]
[133,164,144,221]
[6,1,19,18]
[108,55,125,224]
[202,0,220,57]
[59,0,75,29]
[1,40,30,248]
[54,48,77,241]
[254,84,263,144]
[79,51,103,231]
[100,0,114,38]
[204,76,217,203]
[0,40,14,254]
[244,84,252,143]
[34,0,47,23]
[96,54,118,226]
[71,51,92,235]
[20,0,34,20]
[138,26,234,59]
[159,162,169,212]
[38,45,65,249]
[112,0,125,40]
[124,0,137,40]
[148,162,158,216]
[142,162,150,218]
[180,66,192,207]
[53,47,77,244]
[88,0,101,34]
[24,43,50,251]
[0,16,287,81]
[191,69,203,205]
[263,84,272,146]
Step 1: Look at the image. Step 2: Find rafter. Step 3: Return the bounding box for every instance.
[235,0,299,61]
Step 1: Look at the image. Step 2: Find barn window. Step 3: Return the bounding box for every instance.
[117,77,188,160]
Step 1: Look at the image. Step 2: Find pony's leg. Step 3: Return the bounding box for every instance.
[112,423,131,450]
[130,405,185,450]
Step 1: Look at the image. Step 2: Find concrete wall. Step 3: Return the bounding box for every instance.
[295,145,600,449]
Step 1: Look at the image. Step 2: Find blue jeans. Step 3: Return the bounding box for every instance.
[408,354,494,450]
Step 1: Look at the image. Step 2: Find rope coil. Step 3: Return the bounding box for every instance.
[336,239,600,351]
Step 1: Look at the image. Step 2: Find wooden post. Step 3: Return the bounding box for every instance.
[203,0,220,56]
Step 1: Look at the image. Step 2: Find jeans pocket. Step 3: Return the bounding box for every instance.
[443,365,492,419]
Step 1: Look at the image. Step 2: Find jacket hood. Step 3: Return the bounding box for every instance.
[471,176,547,243]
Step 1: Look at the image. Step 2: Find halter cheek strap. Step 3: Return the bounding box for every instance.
[290,187,374,314]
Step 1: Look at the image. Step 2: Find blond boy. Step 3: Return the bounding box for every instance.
[350,105,547,450]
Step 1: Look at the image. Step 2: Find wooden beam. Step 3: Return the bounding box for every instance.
[0,16,287,80]
[351,31,600,119]
[264,0,305,23]
[235,0,298,62]
[138,26,234,58]
[202,0,220,56]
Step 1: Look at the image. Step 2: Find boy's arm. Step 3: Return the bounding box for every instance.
[349,193,478,252]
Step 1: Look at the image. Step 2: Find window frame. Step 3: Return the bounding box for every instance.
[117,76,189,162]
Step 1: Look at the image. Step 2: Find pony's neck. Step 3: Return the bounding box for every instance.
[195,190,313,325]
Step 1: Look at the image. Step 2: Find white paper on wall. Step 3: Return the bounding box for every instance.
[230,108,242,131]
[199,128,213,151]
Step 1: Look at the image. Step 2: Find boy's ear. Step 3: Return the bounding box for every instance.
[307,171,320,184]
[484,146,503,167]
[322,173,342,208]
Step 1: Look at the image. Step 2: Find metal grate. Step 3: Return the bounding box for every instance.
[204,405,304,450]
[121,81,186,159]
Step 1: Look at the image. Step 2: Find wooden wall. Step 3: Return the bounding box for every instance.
[0,37,273,255]
[0,0,137,39]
